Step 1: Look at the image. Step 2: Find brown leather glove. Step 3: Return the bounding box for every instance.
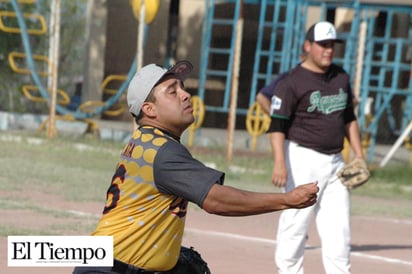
[337,158,370,189]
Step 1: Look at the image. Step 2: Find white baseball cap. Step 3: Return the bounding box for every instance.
[305,21,342,43]
[127,60,193,116]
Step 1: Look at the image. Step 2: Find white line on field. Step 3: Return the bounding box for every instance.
[353,215,412,225]
[66,210,100,218]
[186,228,276,245]
[185,228,412,267]
[351,251,412,266]
[66,209,412,267]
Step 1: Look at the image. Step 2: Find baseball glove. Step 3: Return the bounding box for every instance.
[165,246,211,274]
[337,158,370,189]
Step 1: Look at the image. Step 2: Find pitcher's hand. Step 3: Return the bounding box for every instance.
[285,182,319,208]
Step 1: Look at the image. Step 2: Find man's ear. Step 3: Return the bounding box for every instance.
[140,102,156,118]
[303,40,311,53]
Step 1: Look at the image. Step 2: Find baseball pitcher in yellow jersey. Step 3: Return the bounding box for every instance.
[73,61,319,274]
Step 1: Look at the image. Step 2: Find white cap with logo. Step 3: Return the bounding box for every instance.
[305,21,343,43]
[127,60,193,116]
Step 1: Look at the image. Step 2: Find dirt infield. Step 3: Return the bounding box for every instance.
[1,190,412,274]
[183,209,412,274]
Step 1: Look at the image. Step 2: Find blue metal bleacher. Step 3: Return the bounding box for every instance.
[198,0,412,162]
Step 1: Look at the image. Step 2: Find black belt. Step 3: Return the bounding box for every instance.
[112,259,155,274]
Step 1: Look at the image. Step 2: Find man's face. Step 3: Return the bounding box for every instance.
[306,40,335,71]
[151,76,194,134]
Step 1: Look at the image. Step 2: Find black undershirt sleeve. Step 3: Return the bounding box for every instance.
[267,117,289,133]
[344,106,357,124]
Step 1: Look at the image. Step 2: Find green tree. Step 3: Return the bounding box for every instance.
[0,0,87,114]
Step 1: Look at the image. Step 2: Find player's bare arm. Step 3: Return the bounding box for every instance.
[345,120,364,159]
[256,93,271,115]
[201,182,319,216]
[270,132,288,187]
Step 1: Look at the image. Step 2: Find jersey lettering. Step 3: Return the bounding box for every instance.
[307,89,347,114]
[122,142,135,158]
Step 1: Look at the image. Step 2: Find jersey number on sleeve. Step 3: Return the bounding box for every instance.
[103,164,126,214]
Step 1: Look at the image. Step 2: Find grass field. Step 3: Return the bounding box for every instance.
[1,130,412,237]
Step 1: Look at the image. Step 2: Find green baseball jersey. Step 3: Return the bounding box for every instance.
[92,126,224,271]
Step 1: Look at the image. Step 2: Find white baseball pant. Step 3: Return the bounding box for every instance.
[275,141,351,274]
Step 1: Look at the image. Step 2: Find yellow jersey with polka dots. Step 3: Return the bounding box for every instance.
[92,126,224,271]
